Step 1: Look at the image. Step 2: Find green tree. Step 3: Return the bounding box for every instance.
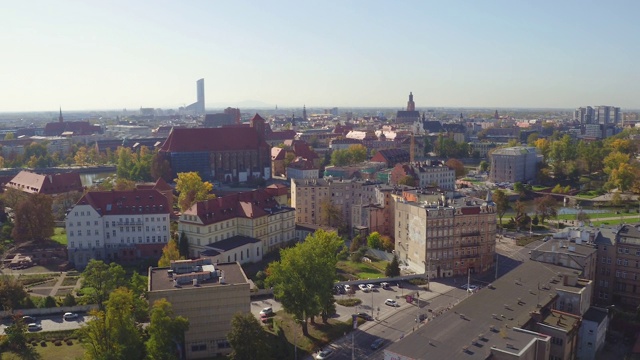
[79,288,144,360]
[513,182,525,197]
[367,232,382,250]
[151,151,172,182]
[175,172,214,212]
[493,190,509,226]
[380,235,394,252]
[227,312,269,360]
[319,198,343,228]
[62,293,77,307]
[385,255,400,277]
[145,299,189,360]
[0,275,27,310]
[349,234,365,253]
[81,260,127,311]
[42,296,57,308]
[606,162,639,192]
[479,160,489,172]
[11,193,55,242]
[398,175,416,187]
[266,229,343,334]
[4,132,14,140]
[158,239,184,267]
[116,147,135,179]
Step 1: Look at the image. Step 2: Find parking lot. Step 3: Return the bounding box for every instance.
[0,312,90,335]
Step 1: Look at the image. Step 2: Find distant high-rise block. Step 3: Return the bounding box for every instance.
[186,78,205,114]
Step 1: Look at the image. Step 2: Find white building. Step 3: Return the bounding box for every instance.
[577,307,609,360]
[66,189,171,269]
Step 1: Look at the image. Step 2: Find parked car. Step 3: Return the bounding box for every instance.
[366,284,376,291]
[259,307,273,316]
[357,312,373,321]
[315,348,333,359]
[27,323,42,331]
[344,284,352,292]
[416,314,427,322]
[334,285,345,294]
[63,312,79,320]
[384,299,399,307]
[358,284,369,292]
[22,315,36,323]
[380,282,390,289]
[460,284,478,291]
[371,338,385,350]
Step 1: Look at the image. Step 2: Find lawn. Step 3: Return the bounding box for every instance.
[2,341,84,360]
[532,185,550,191]
[270,310,364,357]
[556,212,638,221]
[336,260,386,281]
[51,227,67,245]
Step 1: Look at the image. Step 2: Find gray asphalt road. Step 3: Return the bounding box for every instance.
[0,313,90,335]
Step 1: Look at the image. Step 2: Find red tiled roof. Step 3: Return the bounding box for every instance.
[183,188,283,225]
[265,183,289,196]
[7,171,83,195]
[283,140,318,160]
[160,126,268,152]
[75,189,170,216]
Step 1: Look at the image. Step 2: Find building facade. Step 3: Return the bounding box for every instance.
[178,188,296,258]
[489,146,542,183]
[159,114,271,183]
[394,192,497,277]
[66,189,170,269]
[148,260,250,359]
[390,160,456,189]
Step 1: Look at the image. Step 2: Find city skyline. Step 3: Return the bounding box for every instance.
[2,1,640,112]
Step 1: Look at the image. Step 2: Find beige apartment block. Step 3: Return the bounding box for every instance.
[148,259,250,360]
[395,191,497,277]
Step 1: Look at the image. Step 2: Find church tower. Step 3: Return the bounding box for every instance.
[302,105,307,121]
[407,92,415,111]
[58,107,63,123]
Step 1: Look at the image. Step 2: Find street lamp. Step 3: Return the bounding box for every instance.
[293,318,304,360]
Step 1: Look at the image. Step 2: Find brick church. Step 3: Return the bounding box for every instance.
[159,114,271,183]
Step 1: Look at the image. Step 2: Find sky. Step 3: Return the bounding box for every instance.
[1,0,639,112]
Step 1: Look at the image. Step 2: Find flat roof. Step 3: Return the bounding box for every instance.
[385,261,580,359]
[533,239,597,257]
[149,262,248,292]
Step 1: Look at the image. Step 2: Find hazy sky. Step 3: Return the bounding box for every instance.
[2,0,639,111]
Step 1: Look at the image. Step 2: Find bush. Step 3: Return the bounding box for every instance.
[54,340,62,346]
[40,341,46,347]
[336,298,362,307]
[66,340,73,346]
[408,278,427,285]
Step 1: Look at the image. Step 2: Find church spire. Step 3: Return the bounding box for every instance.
[302,105,307,121]
[58,107,63,123]
[407,92,415,111]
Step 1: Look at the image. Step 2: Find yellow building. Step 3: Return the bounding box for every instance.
[148,259,250,359]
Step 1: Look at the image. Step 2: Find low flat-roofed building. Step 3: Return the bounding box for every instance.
[148,259,250,359]
[384,261,586,360]
[530,238,598,281]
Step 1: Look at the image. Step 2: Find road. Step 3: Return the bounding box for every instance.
[0,313,90,335]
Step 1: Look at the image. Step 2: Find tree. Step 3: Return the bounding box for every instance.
[319,198,343,228]
[175,172,214,212]
[534,195,558,224]
[380,235,394,252]
[0,275,27,310]
[178,232,189,258]
[2,315,40,359]
[349,234,365,253]
[158,239,184,267]
[114,178,136,191]
[367,232,382,250]
[62,293,77,307]
[348,144,368,164]
[4,132,14,140]
[479,161,489,172]
[266,229,343,335]
[385,255,400,277]
[227,312,269,360]
[42,296,57,308]
[79,288,144,360]
[11,193,55,242]
[603,151,630,175]
[445,158,466,178]
[151,152,172,181]
[398,175,416,187]
[606,162,639,192]
[513,182,525,197]
[146,299,189,360]
[493,190,509,226]
[284,152,296,169]
[81,260,127,311]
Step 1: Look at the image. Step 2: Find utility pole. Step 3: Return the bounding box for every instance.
[495,252,498,280]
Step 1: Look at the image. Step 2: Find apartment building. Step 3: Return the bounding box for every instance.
[394,191,497,277]
[290,178,379,230]
[66,189,171,269]
[350,184,416,238]
[489,146,543,183]
[148,259,250,359]
[390,160,456,189]
[178,188,295,260]
[593,225,640,309]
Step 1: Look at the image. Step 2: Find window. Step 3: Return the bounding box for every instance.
[94,221,98,226]
[96,240,100,247]
[191,344,206,352]
[70,241,75,248]
[69,231,74,237]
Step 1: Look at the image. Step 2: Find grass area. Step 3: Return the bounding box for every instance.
[3,342,84,360]
[61,276,79,287]
[532,185,550,191]
[556,212,638,220]
[591,218,635,226]
[516,235,545,247]
[336,260,385,281]
[575,192,601,199]
[271,310,363,357]
[51,227,67,245]
[20,274,58,286]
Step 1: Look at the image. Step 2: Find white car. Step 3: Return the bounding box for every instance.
[384,299,399,307]
[366,284,376,290]
[27,323,42,331]
[344,284,352,292]
[358,284,369,292]
[63,312,79,320]
[259,307,273,316]
[460,284,479,291]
